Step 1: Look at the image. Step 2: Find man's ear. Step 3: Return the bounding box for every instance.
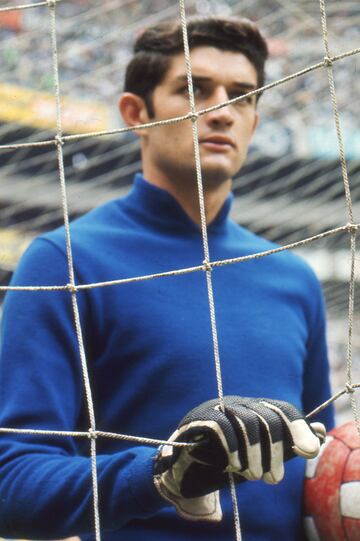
[118,93,150,136]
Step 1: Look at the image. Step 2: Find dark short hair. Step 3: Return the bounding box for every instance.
[124,16,269,117]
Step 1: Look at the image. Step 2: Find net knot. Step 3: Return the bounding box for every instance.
[47,0,57,7]
[323,56,333,67]
[345,382,355,394]
[55,134,64,146]
[346,223,358,234]
[202,260,212,272]
[66,283,77,294]
[88,428,97,440]
[189,112,199,122]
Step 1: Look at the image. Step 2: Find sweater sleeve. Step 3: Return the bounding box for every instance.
[0,238,167,539]
[302,272,335,431]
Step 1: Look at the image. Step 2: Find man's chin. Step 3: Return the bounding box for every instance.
[200,166,237,188]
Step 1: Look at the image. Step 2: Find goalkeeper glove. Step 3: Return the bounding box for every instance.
[154,396,325,522]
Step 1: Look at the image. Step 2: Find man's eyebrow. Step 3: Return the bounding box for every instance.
[174,75,212,83]
[232,82,257,91]
[173,75,257,91]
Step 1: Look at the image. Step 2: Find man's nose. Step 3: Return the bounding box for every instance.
[204,87,234,128]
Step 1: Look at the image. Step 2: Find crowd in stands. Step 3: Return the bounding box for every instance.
[0,0,359,157]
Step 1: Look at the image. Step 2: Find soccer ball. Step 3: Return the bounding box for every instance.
[304,421,360,540]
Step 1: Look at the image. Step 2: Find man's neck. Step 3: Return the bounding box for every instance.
[142,172,231,228]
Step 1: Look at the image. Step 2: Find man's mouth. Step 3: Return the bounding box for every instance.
[200,135,236,151]
[200,141,234,152]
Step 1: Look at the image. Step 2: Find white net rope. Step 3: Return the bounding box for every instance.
[0,0,359,540]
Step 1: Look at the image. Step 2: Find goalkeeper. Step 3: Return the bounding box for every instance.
[0,16,334,541]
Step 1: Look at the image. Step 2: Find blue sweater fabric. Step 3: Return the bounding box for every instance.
[0,174,334,541]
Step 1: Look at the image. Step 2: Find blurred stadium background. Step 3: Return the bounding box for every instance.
[0,0,359,422]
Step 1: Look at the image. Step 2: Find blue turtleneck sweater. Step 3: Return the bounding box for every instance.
[0,174,333,541]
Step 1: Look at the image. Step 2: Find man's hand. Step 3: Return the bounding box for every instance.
[154,396,325,522]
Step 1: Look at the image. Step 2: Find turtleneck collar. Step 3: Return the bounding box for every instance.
[123,173,233,234]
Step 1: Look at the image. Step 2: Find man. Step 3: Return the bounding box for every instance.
[0,17,333,541]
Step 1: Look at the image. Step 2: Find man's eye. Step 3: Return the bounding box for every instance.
[231,93,254,105]
[179,84,204,99]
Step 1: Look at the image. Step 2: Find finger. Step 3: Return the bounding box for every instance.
[243,402,285,484]
[261,400,321,459]
[262,441,284,484]
[224,402,264,480]
[225,397,286,482]
[175,420,229,469]
[178,400,241,470]
[309,421,326,444]
[158,418,233,498]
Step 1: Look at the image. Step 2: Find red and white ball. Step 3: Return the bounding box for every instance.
[304,421,360,541]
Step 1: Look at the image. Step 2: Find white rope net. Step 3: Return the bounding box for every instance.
[0,1,359,540]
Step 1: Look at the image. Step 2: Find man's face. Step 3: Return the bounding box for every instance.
[141,46,259,188]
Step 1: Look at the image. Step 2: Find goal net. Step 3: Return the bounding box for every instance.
[0,1,359,540]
